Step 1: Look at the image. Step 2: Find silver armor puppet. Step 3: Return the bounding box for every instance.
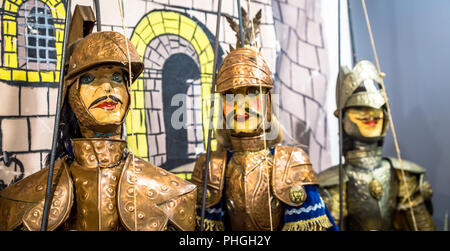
[317,60,435,231]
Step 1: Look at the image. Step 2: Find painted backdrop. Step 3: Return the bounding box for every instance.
[0,0,332,187]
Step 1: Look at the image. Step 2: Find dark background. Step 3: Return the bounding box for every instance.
[349,0,450,230]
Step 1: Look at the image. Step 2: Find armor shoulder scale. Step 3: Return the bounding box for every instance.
[272,145,318,207]
[384,157,426,174]
[0,157,74,231]
[190,150,227,207]
[118,155,197,231]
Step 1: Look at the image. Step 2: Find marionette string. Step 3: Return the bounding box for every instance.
[361,0,418,231]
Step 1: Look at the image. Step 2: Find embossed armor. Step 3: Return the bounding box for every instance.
[0,5,196,231]
[192,135,333,231]
[318,60,435,231]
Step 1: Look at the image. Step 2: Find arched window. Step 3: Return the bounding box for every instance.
[17,0,57,71]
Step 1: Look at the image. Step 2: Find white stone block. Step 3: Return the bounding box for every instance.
[0,83,19,116]
[1,118,29,152]
[21,86,48,116]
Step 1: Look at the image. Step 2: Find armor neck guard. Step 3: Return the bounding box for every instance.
[345,142,382,169]
[229,134,269,152]
[71,138,127,168]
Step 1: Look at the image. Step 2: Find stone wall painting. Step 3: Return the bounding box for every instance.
[0,0,332,188]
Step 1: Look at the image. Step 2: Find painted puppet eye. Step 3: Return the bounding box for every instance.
[111,72,123,83]
[80,73,95,84]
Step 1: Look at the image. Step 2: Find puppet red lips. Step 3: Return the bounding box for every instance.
[363,120,378,126]
[94,101,117,111]
[234,113,250,121]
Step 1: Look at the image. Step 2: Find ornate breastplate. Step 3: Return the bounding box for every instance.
[68,138,127,231]
[345,148,397,230]
[224,136,283,231]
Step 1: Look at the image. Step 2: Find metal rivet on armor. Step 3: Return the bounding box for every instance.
[171,181,179,186]
[289,186,307,204]
[369,179,383,201]
[111,175,117,181]
[226,200,234,212]
[127,188,134,195]
[127,175,137,184]
[53,200,60,207]
[82,208,88,215]
[89,155,96,161]
[126,203,135,212]
[33,211,39,217]
[179,209,185,215]
[36,185,44,191]
[82,192,89,200]
[108,203,114,211]
[160,171,167,176]
[161,185,168,192]
[138,213,144,219]
[54,188,62,196]
[169,201,175,208]
[271,198,280,209]
[82,180,89,185]
[146,189,155,198]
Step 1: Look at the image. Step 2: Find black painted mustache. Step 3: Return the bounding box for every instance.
[225,107,261,122]
[89,95,123,109]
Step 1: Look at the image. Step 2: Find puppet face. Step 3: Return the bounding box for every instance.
[345,107,384,138]
[222,86,268,134]
[78,66,129,124]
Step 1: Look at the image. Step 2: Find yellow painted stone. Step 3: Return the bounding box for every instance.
[54,2,66,19]
[4,35,16,53]
[134,90,145,109]
[12,70,27,81]
[28,71,40,82]
[148,12,163,27]
[6,53,17,68]
[0,68,11,81]
[179,16,196,40]
[135,18,150,37]
[4,20,16,36]
[41,71,54,82]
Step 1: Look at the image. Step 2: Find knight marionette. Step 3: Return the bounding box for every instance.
[317,60,435,231]
[191,9,338,231]
[0,5,196,231]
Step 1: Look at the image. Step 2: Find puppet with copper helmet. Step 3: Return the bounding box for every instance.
[0,5,196,231]
[191,9,337,231]
[317,60,435,231]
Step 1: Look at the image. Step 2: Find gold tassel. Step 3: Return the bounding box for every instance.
[282,215,333,231]
[195,216,225,231]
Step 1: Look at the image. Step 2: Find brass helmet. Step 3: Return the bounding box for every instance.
[217,7,270,93]
[65,31,144,84]
[216,46,273,93]
[62,6,144,133]
[336,60,389,141]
